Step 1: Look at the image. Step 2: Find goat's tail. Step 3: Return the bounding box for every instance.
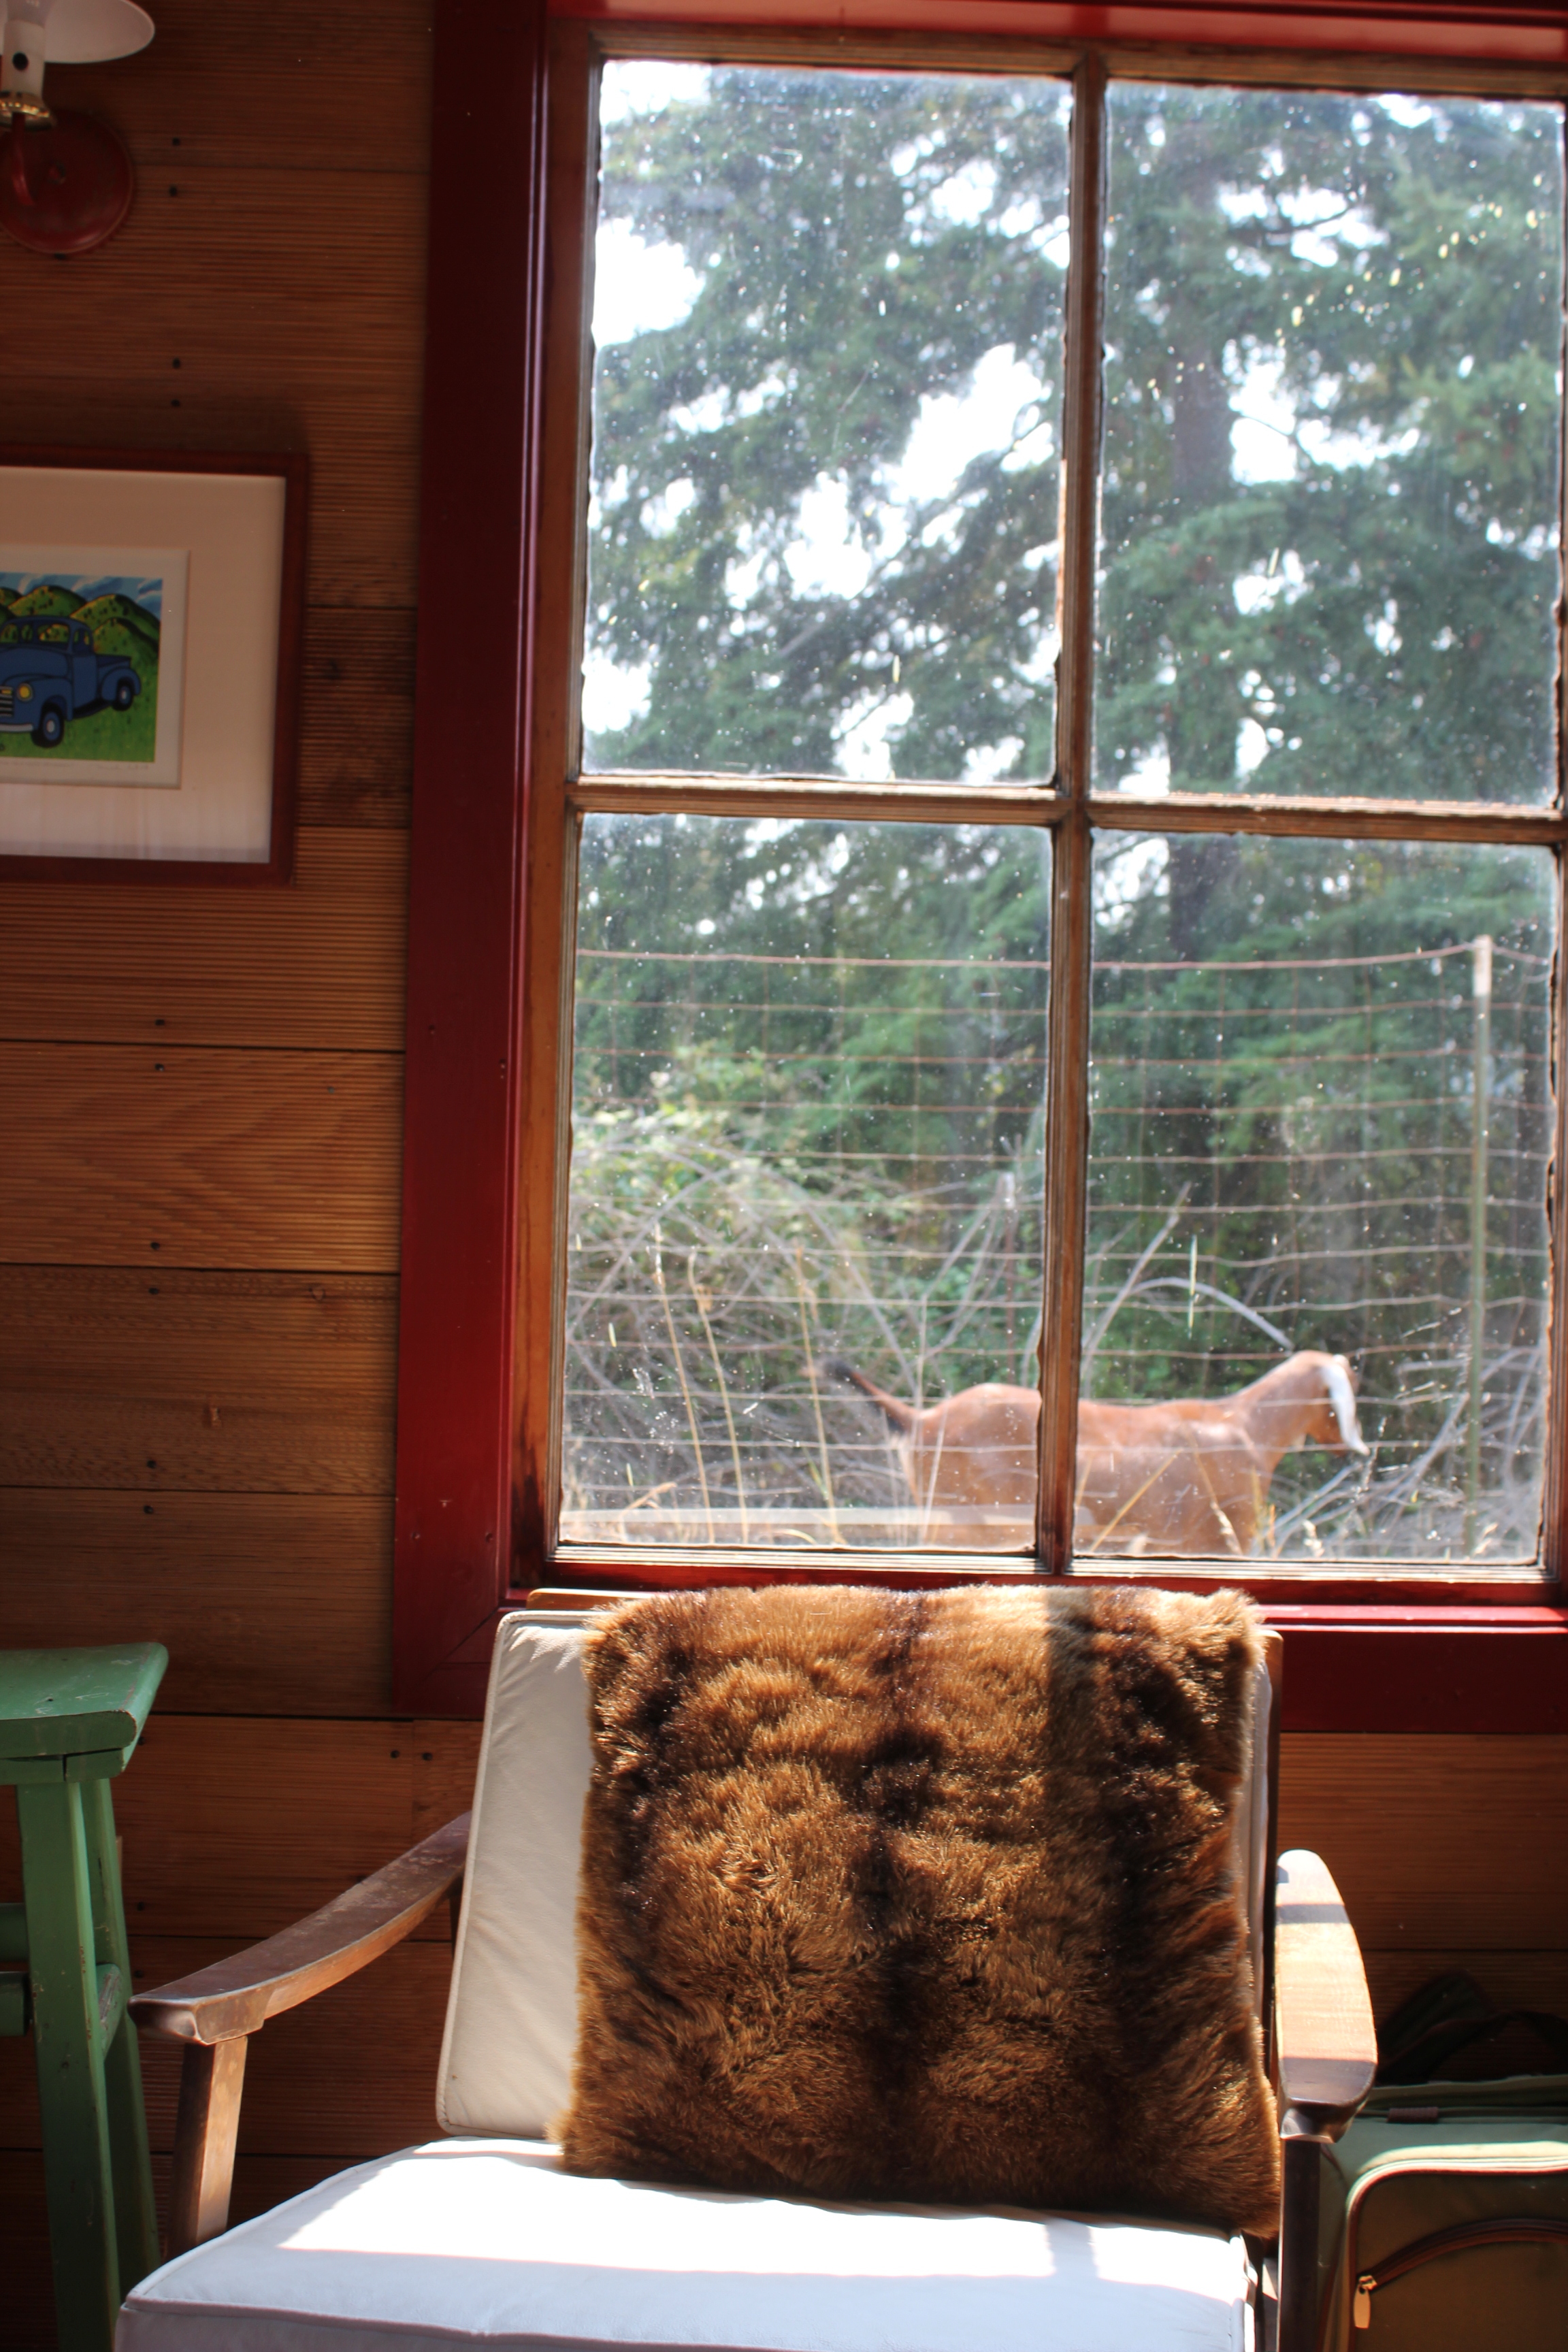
[815,1357,917,1433]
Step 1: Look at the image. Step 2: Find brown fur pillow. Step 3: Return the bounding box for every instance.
[560,1582,1278,2235]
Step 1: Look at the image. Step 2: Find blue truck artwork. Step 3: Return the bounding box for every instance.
[0,614,142,747]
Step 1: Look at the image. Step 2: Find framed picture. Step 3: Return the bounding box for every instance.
[0,448,307,883]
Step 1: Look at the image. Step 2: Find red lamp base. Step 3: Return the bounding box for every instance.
[0,109,134,257]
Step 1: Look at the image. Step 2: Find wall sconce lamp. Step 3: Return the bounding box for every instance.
[0,0,152,257]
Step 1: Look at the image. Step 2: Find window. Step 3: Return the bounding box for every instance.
[516,23,1565,1588]
[393,2,1568,1712]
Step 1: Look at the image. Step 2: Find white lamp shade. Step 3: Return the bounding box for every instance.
[1,0,154,65]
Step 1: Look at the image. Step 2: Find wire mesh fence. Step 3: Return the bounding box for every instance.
[561,817,1552,1562]
[1085,932,1550,1562]
[564,943,1050,1548]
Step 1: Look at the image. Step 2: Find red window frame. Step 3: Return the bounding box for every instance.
[392,0,1568,1721]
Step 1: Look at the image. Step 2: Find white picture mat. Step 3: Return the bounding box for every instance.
[0,468,286,862]
[0,542,188,785]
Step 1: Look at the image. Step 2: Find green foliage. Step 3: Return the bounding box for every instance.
[588,67,1069,778]
[566,815,1049,1533]
[589,74,1562,805]
[1084,836,1552,1556]
[566,1093,1041,1539]
[576,812,1049,1175]
[1097,87,1562,803]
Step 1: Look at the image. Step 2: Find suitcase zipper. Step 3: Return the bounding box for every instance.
[1352,2217,1568,2330]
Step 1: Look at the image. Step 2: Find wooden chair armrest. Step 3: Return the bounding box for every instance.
[1273,1846,1377,2129]
[131,1812,470,2255]
[131,1811,470,2046]
[1273,1848,1377,2352]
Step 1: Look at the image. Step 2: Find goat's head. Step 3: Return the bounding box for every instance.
[1311,1354,1369,1456]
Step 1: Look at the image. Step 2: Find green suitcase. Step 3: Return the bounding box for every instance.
[1315,2076,1568,2349]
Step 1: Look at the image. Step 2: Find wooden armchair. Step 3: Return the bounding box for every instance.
[130,1812,470,2252]
[124,1612,1375,2352]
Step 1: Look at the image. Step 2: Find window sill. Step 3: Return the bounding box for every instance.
[396,1559,1567,1730]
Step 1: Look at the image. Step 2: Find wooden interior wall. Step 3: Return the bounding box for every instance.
[0,9,1564,2348]
[0,5,431,2339]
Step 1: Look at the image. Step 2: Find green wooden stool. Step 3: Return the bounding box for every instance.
[1,1644,167,2352]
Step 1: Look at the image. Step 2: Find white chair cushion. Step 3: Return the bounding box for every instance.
[118,2139,1254,2352]
[438,1612,1273,2140]
[439,1615,594,2136]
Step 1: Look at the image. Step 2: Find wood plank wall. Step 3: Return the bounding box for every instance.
[0,9,1563,2346]
[0,7,429,2338]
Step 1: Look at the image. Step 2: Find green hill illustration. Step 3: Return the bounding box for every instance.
[89,619,162,674]
[10,583,85,619]
[74,593,161,657]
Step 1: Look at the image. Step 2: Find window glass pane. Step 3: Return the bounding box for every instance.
[1083,833,1552,1563]
[585,65,1071,782]
[1098,86,1564,803]
[563,813,1050,1547]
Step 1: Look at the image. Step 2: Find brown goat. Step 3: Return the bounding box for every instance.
[824,1351,1368,1556]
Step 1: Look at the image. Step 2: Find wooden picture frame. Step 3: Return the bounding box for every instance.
[0,447,307,886]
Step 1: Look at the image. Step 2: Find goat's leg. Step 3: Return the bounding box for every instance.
[1183,1436,1249,1557]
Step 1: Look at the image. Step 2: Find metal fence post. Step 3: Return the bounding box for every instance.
[1467,933,1492,1551]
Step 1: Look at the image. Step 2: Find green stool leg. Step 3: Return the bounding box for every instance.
[18,1778,120,2352]
[82,1775,159,2289]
